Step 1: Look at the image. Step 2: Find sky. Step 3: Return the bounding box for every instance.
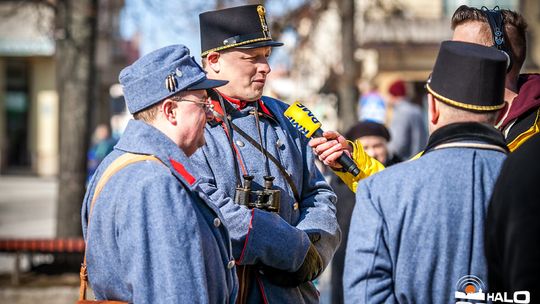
[119,0,306,62]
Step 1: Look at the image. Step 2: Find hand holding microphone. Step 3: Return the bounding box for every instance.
[284,102,361,176]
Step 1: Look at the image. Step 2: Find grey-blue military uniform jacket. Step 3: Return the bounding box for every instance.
[344,122,507,304]
[190,95,341,303]
[82,120,238,303]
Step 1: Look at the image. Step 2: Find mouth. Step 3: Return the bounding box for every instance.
[252,78,266,85]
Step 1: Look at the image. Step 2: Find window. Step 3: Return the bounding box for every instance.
[5,58,31,168]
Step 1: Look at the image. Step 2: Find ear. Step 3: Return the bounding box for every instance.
[161,99,178,125]
[206,51,221,73]
[428,93,439,125]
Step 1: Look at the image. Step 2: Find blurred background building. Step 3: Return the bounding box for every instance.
[0,0,135,177]
[272,0,540,130]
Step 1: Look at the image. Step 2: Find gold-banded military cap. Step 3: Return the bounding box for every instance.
[199,4,283,57]
[426,40,507,112]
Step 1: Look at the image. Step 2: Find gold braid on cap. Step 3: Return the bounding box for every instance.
[201,5,273,57]
[257,5,270,38]
[426,83,505,111]
[201,37,272,57]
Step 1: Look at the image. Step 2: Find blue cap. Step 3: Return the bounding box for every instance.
[119,44,228,114]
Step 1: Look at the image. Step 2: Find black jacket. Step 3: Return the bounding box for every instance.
[486,133,540,296]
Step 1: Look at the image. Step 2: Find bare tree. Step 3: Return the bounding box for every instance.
[55,0,98,237]
[336,0,358,131]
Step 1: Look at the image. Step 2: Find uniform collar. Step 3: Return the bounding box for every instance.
[221,93,250,110]
[114,120,197,186]
[423,122,508,155]
[209,90,274,124]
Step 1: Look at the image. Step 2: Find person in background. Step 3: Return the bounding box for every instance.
[309,80,426,193]
[190,4,340,303]
[451,5,538,151]
[344,40,509,303]
[486,133,540,297]
[386,79,428,160]
[357,81,387,124]
[346,121,401,166]
[329,120,400,304]
[81,45,237,303]
[87,124,117,183]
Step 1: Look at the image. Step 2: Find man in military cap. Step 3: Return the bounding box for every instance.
[343,41,509,303]
[190,4,340,303]
[81,44,237,303]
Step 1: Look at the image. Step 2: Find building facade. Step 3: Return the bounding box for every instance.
[0,0,131,176]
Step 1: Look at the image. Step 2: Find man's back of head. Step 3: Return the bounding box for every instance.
[451,5,528,81]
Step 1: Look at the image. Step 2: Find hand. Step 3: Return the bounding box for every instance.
[308,131,351,169]
[258,243,323,287]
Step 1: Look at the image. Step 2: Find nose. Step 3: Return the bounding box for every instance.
[364,147,376,158]
[259,57,271,75]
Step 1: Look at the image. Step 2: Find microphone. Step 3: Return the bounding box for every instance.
[284,102,361,176]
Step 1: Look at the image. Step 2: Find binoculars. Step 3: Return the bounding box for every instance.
[235,175,281,212]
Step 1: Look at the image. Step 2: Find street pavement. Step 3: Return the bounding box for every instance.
[0,175,58,273]
[0,175,80,303]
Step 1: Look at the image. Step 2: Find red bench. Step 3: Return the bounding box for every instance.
[0,238,85,284]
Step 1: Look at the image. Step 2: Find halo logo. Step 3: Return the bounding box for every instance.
[455,275,486,303]
[454,275,530,304]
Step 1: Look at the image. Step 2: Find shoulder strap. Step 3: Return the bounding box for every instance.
[79,153,163,302]
[211,103,301,203]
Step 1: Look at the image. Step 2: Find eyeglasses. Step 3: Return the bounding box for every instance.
[170,96,214,112]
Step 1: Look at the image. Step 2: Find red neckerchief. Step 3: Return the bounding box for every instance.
[210,92,274,123]
[221,93,249,110]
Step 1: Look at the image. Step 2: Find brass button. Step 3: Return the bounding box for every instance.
[213,218,221,227]
[227,260,235,269]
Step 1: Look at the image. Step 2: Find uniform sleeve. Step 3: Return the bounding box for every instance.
[192,149,311,272]
[343,179,396,304]
[333,140,385,193]
[116,174,214,303]
[294,135,341,268]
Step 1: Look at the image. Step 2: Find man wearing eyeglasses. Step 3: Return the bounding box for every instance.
[189,5,340,303]
[81,44,238,303]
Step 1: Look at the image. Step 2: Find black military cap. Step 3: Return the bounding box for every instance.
[346,121,391,141]
[426,40,507,111]
[199,4,283,57]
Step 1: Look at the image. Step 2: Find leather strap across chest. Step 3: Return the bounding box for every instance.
[79,153,165,303]
[209,92,301,204]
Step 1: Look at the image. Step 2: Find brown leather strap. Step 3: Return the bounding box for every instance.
[211,106,301,203]
[79,153,163,301]
[235,265,255,304]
